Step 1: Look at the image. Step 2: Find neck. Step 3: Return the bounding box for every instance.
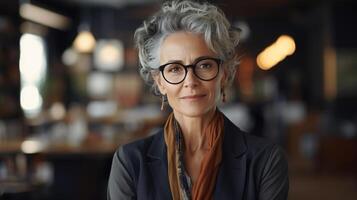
[173,108,216,152]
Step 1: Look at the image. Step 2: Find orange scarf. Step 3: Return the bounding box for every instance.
[164,111,224,200]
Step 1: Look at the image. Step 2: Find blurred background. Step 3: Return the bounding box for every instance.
[0,0,357,199]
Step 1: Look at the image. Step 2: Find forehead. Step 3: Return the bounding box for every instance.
[159,32,216,64]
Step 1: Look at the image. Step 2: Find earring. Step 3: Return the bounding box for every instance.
[161,95,166,111]
[221,88,226,103]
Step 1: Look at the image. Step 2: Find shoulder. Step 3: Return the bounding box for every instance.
[245,132,280,157]
[116,128,164,161]
[110,128,165,183]
[223,115,287,164]
[222,115,289,198]
[244,133,288,178]
[108,130,165,199]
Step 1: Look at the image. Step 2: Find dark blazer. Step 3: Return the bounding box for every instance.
[107,116,289,200]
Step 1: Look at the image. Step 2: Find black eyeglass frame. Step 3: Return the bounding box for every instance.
[158,57,222,84]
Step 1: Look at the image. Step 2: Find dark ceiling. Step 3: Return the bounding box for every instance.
[1,0,356,49]
[0,1,19,17]
[0,0,339,24]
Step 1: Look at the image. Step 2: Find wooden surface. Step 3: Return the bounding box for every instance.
[0,135,134,155]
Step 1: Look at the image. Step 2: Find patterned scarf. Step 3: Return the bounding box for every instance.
[164,110,224,200]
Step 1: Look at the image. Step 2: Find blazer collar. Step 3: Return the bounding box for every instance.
[222,115,247,158]
[214,115,248,199]
[147,129,166,160]
[146,130,171,199]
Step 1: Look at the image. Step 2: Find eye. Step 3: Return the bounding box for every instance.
[166,64,184,74]
[196,59,216,70]
[199,63,212,69]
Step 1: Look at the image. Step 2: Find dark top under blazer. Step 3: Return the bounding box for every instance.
[107,115,289,200]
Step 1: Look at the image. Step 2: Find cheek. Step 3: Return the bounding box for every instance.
[207,81,222,103]
[163,84,179,101]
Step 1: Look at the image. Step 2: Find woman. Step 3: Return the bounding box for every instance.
[107,1,289,199]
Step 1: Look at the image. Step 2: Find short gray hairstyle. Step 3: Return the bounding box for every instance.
[134,0,240,96]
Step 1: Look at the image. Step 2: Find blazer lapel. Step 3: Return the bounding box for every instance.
[147,131,172,200]
[214,116,247,199]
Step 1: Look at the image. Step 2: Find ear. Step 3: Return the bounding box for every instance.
[152,72,167,95]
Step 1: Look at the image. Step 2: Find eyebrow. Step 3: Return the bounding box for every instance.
[164,55,218,65]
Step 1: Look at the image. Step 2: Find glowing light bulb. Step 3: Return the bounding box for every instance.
[257,34,296,70]
[73,31,96,53]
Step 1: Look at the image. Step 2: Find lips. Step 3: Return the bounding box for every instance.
[180,94,206,100]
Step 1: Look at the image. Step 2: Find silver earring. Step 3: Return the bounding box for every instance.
[161,95,165,111]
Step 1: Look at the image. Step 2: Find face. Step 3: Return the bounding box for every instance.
[154,32,226,118]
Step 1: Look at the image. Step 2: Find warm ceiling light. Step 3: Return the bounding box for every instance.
[276,35,296,55]
[19,3,71,30]
[257,34,296,70]
[73,30,96,53]
[94,40,124,71]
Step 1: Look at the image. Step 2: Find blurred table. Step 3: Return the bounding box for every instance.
[1,113,165,199]
[0,137,129,155]
[0,135,136,200]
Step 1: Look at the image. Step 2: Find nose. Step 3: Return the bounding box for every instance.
[183,68,199,88]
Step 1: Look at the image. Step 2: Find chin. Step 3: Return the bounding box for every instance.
[174,105,216,118]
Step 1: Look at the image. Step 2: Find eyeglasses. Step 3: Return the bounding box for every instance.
[158,57,222,84]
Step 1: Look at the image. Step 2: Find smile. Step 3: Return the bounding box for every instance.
[180,94,206,100]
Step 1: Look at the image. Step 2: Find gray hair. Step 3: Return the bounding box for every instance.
[134,0,240,96]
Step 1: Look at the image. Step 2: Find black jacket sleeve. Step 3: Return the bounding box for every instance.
[259,145,289,200]
[107,147,136,200]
